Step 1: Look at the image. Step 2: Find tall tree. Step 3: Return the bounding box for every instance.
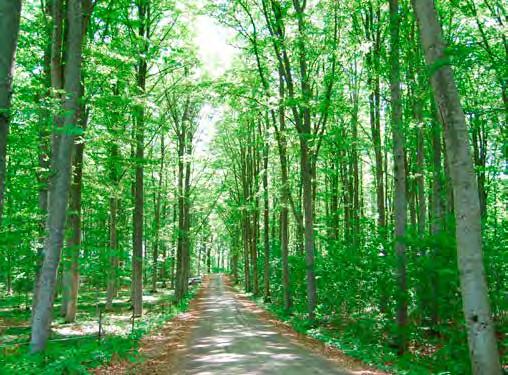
[0,0,22,226]
[131,0,150,317]
[30,0,84,353]
[412,0,502,373]
[389,0,408,355]
[60,0,93,323]
[261,119,270,302]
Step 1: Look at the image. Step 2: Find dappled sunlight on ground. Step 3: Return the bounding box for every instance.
[180,274,352,374]
[94,275,388,375]
[0,287,176,346]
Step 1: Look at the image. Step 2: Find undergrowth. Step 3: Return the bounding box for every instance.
[235,283,480,375]
[0,286,198,375]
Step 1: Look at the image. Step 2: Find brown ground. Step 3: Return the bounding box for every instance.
[94,274,388,375]
[93,276,211,375]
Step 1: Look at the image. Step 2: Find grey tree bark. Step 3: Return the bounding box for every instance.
[106,96,121,310]
[30,0,83,353]
[390,0,408,355]
[152,133,165,292]
[172,96,195,301]
[0,0,22,226]
[275,69,291,312]
[131,0,150,317]
[61,105,87,322]
[261,120,271,302]
[430,104,443,326]
[412,0,502,373]
[59,0,92,323]
[32,0,63,317]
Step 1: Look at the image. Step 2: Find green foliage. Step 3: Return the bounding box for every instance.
[0,286,199,374]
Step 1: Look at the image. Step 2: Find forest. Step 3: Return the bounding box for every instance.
[0,0,506,374]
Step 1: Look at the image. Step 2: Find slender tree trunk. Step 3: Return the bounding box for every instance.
[301,137,317,318]
[132,108,144,317]
[160,202,168,287]
[274,70,291,313]
[365,6,386,233]
[182,133,192,294]
[430,104,443,326]
[251,133,259,296]
[30,0,83,353]
[471,116,488,218]
[175,117,194,300]
[131,1,149,317]
[106,94,121,307]
[152,134,165,292]
[197,243,202,275]
[329,157,339,241]
[0,0,22,226]
[106,196,119,310]
[390,0,408,355]
[176,136,185,299]
[416,109,426,235]
[413,0,502,372]
[171,201,176,288]
[61,100,87,322]
[242,214,251,292]
[294,4,317,318]
[351,91,361,242]
[33,4,52,318]
[262,122,270,302]
[207,240,211,274]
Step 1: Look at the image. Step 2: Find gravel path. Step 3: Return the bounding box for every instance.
[180,274,351,375]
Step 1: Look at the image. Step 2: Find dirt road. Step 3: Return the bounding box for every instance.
[179,274,351,375]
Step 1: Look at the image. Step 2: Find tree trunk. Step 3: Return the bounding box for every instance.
[132,107,144,317]
[351,92,361,243]
[274,70,291,313]
[293,2,317,318]
[30,0,83,353]
[32,2,52,319]
[131,1,149,317]
[412,0,502,372]
[242,214,251,292]
[365,3,386,234]
[175,135,185,299]
[152,134,165,292]
[416,111,426,235]
[262,121,270,302]
[471,116,488,218]
[171,201,177,288]
[197,243,202,275]
[430,104,443,326]
[250,131,259,296]
[182,133,192,294]
[106,196,119,310]
[61,101,87,322]
[0,0,22,226]
[390,0,408,355]
[301,137,317,318]
[207,241,211,274]
[175,115,193,301]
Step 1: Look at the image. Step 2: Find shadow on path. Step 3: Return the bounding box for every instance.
[181,274,351,375]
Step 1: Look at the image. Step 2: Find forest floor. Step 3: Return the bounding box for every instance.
[0,287,175,347]
[99,274,387,374]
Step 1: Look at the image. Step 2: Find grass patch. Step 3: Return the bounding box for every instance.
[0,286,199,374]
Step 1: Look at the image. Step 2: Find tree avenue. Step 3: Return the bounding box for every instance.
[0,0,505,374]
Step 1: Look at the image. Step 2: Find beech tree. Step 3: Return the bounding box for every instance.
[30,0,85,353]
[412,0,502,373]
[0,0,22,226]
